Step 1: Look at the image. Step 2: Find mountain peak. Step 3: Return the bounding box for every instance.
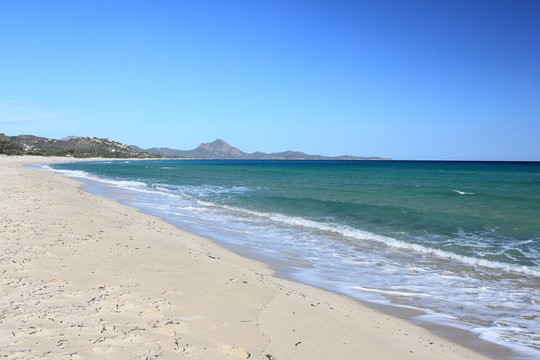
[204,138,230,147]
[195,139,246,158]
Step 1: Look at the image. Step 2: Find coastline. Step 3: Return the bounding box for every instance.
[1,155,497,359]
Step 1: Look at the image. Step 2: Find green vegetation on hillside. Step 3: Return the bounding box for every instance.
[0,133,25,155]
[0,133,160,158]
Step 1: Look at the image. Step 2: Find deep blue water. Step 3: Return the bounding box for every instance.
[45,160,540,358]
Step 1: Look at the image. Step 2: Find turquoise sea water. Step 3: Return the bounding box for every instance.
[45,160,540,358]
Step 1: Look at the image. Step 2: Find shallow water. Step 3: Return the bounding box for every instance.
[44,160,540,359]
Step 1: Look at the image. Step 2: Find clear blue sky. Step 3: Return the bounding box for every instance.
[1,0,538,160]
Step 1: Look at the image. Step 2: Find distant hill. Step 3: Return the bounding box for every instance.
[0,133,159,158]
[131,139,389,160]
[1,133,388,160]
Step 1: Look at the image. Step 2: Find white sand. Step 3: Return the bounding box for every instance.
[0,155,494,359]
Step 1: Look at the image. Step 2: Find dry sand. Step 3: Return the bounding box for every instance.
[0,155,494,359]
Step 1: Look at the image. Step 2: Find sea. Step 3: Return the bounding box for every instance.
[40,159,540,359]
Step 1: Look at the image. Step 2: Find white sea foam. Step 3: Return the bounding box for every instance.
[475,327,540,359]
[352,286,433,298]
[216,204,540,277]
[38,164,159,197]
[153,183,253,198]
[452,189,475,195]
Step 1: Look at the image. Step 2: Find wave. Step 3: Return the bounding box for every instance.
[39,164,150,190]
[153,183,253,198]
[452,189,475,195]
[216,205,540,277]
[353,286,434,298]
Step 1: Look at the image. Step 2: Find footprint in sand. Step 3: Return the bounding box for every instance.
[141,309,164,318]
[91,344,114,354]
[221,344,251,359]
[158,326,175,337]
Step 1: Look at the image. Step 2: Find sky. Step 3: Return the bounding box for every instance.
[0,0,539,160]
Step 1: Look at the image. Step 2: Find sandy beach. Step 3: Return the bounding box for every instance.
[0,155,494,360]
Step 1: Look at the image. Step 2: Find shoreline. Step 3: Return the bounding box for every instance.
[1,155,501,359]
[51,159,520,360]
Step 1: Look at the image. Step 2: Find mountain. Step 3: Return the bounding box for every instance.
[195,139,246,158]
[0,133,159,158]
[131,139,389,160]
